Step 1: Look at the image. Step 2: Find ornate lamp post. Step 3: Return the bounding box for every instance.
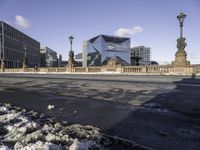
[22,45,27,70]
[67,36,75,71]
[172,12,190,67]
[69,35,74,52]
[0,36,4,72]
[0,52,4,72]
[177,12,186,38]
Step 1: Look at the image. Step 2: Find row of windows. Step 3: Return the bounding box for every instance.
[4,47,40,65]
[4,36,40,56]
[3,23,40,48]
[0,22,2,33]
[2,60,39,68]
[4,48,24,61]
[1,60,23,68]
[0,34,2,43]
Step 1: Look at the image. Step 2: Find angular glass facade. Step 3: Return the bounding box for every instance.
[83,35,131,67]
[0,21,40,68]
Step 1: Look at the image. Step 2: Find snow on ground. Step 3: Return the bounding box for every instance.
[0,103,146,150]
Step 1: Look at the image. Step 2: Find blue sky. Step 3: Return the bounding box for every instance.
[0,0,200,64]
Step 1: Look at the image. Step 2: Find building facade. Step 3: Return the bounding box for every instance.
[40,46,58,67]
[57,54,62,67]
[0,21,40,68]
[131,46,151,66]
[75,53,82,67]
[82,35,131,67]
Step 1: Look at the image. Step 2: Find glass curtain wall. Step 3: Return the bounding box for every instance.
[0,21,40,68]
[83,35,131,66]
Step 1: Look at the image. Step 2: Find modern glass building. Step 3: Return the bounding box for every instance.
[82,35,131,67]
[0,21,40,68]
[40,46,58,67]
[131,46,151,66]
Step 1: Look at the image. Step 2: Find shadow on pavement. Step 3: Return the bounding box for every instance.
[1,75,200,149]
[106,76,200,150]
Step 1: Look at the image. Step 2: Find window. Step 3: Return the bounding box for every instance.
[0,24,2,33]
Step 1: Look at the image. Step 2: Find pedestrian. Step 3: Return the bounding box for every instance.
[34,65,38,72]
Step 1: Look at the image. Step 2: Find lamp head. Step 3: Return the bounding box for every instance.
[177,12,186,24]
[69,36,74,43]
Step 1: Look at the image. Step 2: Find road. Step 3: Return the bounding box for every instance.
[0,73,200,150]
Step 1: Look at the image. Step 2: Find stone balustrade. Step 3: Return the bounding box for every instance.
[191,64,200,74]
[74,67,87,72]
[146,65,172,73]
[122,65,173,74]
[1,64,200,76]
[88,67,101,72]
[123,66,144,73]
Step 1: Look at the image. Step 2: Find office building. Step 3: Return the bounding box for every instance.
[0,21,40,68]
[82,35,131,67]
[57,54,62,67]
[75,53,82,67]
[40,46,57,67]
[131,46,151,66]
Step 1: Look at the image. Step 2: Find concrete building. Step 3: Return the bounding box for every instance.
[61,60,67,67]
[131,46,151,66]
[40,46,57,67]
[82,35,131,67]
[75,53,82,67]
[57,54,62,67]
[0,21,40,68]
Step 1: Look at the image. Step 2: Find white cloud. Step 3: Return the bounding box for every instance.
[15,15,31,28]
[114,26,143,37]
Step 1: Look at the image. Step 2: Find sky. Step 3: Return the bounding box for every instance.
[0,0,200,64]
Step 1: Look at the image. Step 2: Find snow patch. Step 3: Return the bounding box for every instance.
[0,103,143,149]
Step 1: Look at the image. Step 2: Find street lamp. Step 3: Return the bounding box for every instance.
[0,36,4,71]
[68,35,74,61]
[67,35,75,71]
[177,12,186,38]
[23,45,27,69]
[69,35,74,51]
[172,12,190,67]
[0,52,4,71]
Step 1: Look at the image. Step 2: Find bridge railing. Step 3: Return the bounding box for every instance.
[191,64,200,74]
[4,68,24,72]
[122,66,144,73]
[88,67,101,72]
[122,65,172,73]
[1,64,200,75]
[74,67,86,72]
[146,65,172,73]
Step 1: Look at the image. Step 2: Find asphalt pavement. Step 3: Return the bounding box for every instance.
[0,73,200,150]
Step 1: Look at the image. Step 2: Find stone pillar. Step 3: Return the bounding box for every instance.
[22,59,27,72]
[172,37,190,67]
[1,59,4,72]
[106,58,118,72]
[67,50,75,72]
[172,12,190,68]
